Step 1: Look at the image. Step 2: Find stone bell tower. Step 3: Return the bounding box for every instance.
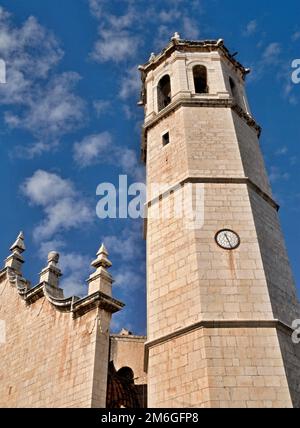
[139,34,300,408]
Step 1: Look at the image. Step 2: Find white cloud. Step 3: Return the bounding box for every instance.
[89,1,203,63]
[59,252,91,297]
[283,81,298,106]
[89,4,140,63]
[275,146,288,156]
[73,132,112,167]
[91,29,139,63]
[248,42,282,82]
[244,20,257,36]
[119,66,140,100]
[292,31,300,42]
[21,170,93,241]
[89,0,105,19]
[158,9,181,23]
[73,132,145,181]
[182,17,200,39]
[269,166,290,183]
[262,42,281,65]
[0,8,85,157]
[93,99,112,116]
[103,226,142,262]
[103,223,146,296]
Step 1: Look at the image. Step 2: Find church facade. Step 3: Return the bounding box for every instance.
[0,35,299,408]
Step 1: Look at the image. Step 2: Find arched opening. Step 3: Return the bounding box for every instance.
[106,362,141,408]
[157,75,171,112]
[193,65,208,94]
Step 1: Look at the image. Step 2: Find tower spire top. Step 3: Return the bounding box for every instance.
[92,243,112,269]
[10,231,25,254]
[88,242,113,296]
[5,231,26,273]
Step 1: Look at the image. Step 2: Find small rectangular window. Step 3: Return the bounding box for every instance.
[162,132,170,146]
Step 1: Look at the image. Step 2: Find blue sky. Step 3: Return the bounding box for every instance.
[0,0,299,335]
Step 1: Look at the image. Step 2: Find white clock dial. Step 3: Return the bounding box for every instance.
[215,229,240,250]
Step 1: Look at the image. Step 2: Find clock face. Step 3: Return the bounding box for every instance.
[215,229,240,250]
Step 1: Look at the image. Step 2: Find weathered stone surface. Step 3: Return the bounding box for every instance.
[142,39,300,408]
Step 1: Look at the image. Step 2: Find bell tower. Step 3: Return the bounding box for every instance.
[139,34,300,408]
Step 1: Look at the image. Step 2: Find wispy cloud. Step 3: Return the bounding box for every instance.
[249,42,282,81]
[243,20,258,36]
[73,132,112,167]
[21,170,93,241]
[262,42,281,65]
[275,146,288,156]
[269,166,290,183]
[119,66,140,101]
[182,16,200,39]
[89,1,139,63]
[93,99,112,117]
[0,7,85,157]
[103,226,142,263]
[292,31,300,42]
[73,132,144,181]
[88,0,202,64]
[103,222,145,294]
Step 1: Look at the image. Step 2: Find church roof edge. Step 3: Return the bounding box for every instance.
[139,37,249,78]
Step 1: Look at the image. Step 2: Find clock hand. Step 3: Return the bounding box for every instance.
[224,233,233,249]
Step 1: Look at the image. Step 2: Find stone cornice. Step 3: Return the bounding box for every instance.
[146,176,279,212]
[141,98,261,162]
[110,334,147,341]
[139,39,248,79]
[144,319,295,372]
[1,267,124,318]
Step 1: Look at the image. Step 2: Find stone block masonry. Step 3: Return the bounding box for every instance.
[0,234,124,408]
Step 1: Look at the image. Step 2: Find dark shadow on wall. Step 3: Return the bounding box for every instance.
[106,362,147,408]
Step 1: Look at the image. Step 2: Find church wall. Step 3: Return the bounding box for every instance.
[0,270,110,408]
[148,327,292,408]
[182,106,245,178]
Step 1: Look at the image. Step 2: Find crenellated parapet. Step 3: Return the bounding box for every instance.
[0,232,124,318]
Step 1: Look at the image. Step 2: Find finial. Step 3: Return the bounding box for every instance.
[92,243,112,269]
[47,251,60,266]
[171,32,181,42]
[149,52,156,62]
[88,242,114,296]
[10,231,25,254]
[216,38,224,46]
[39,251,62,287]
[5,231,25,273]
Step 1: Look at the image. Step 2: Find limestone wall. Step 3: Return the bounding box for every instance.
[110,333,147,407]
[0,270,111,408]
[148,327,292,408]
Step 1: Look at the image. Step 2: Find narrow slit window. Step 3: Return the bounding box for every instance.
[157,75,171,112]
[162,132,170,146]
[193,65,208,94]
